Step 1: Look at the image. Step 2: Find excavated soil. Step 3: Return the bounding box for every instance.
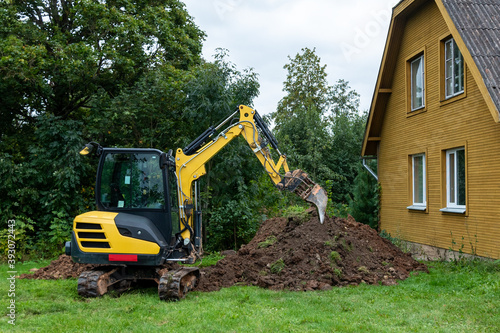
[19,255,98,280]
[195,209,427,291]
[20,209,427,292]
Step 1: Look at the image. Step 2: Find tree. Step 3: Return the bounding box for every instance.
[272,47,333,182]
[327,79,365,203]
[0,0,205,257]
[0,0,205,136]
[272,47,367,217]
[183,49,263,251]
[350,163,379,229]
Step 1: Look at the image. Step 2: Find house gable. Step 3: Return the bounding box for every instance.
[362,0,500,157]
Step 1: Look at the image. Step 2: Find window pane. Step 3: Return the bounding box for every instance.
[413,155,424,204]
[448,152,455,204]
[100,153,164,209]
[454,43,464,94]
[457,149,466,205]
[445,39,464,97]
[411,56,424,110]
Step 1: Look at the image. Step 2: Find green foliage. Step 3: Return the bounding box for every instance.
[258,235,277,249]
[329,251,341,264]
[271,47,372,224]
[269,258,285,274]
[0,115,93,258]
[380,230,411,253]
[251,173,290,219]
[206,197,261,252]
[0,0,204,259]
[0,0,204,126]
[0,218,35,261]
[282,205,310,224]
[272,48,333,183]
[349,164,379,229]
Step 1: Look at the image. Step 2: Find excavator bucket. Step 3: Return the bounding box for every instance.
[279,169,328,224]
[304,184,328,224]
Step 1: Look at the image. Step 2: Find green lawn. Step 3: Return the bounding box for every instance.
[1,259,499,332]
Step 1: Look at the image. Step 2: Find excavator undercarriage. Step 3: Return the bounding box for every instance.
[77,265,199,301]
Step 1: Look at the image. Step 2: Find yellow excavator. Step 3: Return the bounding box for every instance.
[66,105,327,300]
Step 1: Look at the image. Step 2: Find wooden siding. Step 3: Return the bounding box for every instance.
[378,1,500,258]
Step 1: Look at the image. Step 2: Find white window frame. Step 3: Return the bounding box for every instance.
[444,38,464,98]
[442,147,466,213]
[408,154,426,211]
[411,55,425,111]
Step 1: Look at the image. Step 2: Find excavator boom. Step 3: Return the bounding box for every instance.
[176,105,328,232]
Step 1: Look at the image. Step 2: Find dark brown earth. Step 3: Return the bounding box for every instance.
[20,209,427,292]
[195,209,427,291]
[19,255,98,280]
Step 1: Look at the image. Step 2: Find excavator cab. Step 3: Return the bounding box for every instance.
[70,147,200,265]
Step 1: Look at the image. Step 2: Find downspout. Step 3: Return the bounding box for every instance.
[362,157,378,181]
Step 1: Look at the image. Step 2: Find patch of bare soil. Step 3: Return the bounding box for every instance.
[195,209,427,292]
[20,209,427,293]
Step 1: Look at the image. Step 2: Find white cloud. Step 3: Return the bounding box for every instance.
[183,0,400,114]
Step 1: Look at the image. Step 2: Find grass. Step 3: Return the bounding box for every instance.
[1,259,499,332]
[329,251,341,264]
[269,258,285,274]
[282,205,310,224]
[258,235,277,249]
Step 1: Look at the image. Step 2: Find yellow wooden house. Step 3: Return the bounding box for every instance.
[362,0,500,259]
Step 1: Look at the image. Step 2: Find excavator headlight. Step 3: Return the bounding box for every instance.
[65,241,71,256]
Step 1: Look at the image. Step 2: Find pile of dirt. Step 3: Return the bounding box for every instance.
[20,209,427,292]
[195,209,427,292]
[19,255,99,280]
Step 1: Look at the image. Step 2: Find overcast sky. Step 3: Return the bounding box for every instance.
[183,0,400,115]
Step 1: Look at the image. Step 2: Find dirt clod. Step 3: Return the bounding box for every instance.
[20,210,427,293]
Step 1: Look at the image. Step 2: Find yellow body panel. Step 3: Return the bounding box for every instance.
[73,211,160,255]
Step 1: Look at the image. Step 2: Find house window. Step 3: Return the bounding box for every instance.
[444,147,466,212]
[444,38,464,98]
[412,154,426,205]
[408,154,426,211]
[411,55,425,110]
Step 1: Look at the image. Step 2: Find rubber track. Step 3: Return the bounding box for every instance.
[77,270,108,298]
[158,267,199,301]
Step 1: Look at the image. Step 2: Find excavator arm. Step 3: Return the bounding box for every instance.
[175,105,328,246]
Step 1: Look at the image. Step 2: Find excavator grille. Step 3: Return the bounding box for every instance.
[75,222,111,249]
